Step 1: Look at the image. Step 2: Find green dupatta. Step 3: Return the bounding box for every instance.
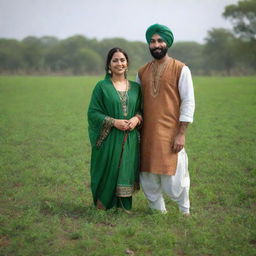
[87,77,141,210]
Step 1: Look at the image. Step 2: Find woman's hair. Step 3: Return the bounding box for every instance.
[105,47,129,76]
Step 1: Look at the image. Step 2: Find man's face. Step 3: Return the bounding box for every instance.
[149,34,168,60]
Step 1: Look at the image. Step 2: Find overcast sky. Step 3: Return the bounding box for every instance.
[0,0,239,43]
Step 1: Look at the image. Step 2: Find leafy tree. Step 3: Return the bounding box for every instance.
[223,0,256,72]
[204,28,237,75]
[171,42,205,74]
[0,39,24,73]
[21,36,43,71]
[77,47,103,74]
[39,36,59,48]
[223,0,256,41]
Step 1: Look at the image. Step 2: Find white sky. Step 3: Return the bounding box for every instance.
[0,0,238,43]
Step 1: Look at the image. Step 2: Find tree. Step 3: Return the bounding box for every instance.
[223,0,256,41]
[171,42,205,74]
[204,28,237,75]
[77,47,103,74]
[0,39,24,73]
[21,36,43,72]
[39,36,59,48]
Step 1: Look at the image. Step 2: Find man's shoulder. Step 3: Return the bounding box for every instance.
[138,61,153,76]
[171,58,186,68]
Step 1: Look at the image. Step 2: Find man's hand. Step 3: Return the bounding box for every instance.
[172,133,185,153]
[113,119,129,131]
[171,122,189,153]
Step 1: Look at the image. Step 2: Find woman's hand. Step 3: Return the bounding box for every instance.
[113,119,129,131]
[127,116,139,131]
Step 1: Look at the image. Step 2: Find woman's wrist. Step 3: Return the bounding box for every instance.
[135,114,142,125]
[112,118,117,127]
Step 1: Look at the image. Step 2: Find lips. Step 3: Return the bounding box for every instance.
[116,67,125,71]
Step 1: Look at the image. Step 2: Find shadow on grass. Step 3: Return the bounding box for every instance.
[39,197,159,224]
[40,198,96,220]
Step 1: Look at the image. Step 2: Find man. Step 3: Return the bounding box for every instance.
[137,24,195,215]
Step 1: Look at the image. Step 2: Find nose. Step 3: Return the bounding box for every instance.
[151,41,160,49]
[154,41,160,47]
[116,60,122,65]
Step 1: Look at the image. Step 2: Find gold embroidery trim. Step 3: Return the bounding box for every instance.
[117,91,128,117]
[116,183,140,197]
[96,116,114,147]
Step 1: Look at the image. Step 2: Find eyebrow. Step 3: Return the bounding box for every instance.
[150,38,164,42]
[112,58,126,61]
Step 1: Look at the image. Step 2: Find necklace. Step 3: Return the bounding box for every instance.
[112,79,129,117]
[111,78,127,88]
[151,60,169,97]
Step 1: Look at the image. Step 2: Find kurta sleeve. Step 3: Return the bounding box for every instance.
[178,66,195,123]
[87,82,114,147]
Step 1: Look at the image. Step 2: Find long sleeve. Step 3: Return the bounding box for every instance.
[178,66,195,123]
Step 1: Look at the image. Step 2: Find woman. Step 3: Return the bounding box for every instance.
[87,47,142,212]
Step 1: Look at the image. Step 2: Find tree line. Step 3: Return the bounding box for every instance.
[0,0,255,76]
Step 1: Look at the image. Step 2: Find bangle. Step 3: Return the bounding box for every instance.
[135,114,143,125]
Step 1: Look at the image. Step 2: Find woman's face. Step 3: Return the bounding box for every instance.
[109,51,128,76]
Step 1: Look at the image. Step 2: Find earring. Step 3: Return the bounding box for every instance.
[108,69,112,74]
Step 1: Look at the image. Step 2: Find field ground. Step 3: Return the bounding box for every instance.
[0,76,256,256]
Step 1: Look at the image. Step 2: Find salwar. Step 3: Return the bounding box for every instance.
[140,149,190,214]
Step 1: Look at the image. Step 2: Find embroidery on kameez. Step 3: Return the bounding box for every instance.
[116,184,139,197]
[96,116,115,147]
[150,60,168,97]
[117,91,128,116]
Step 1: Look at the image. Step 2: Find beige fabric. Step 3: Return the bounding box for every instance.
[139,58,184,175]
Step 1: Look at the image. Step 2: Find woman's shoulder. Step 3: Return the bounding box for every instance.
[94,78,111,89]
[96,78,110,85]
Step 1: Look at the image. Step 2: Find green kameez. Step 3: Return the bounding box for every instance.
[87,77,141,210]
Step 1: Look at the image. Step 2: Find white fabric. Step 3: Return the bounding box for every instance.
[140,149,190,213]
[178,66,195,123]
[136,65,195,123]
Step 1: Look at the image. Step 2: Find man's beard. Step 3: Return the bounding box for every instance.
[149,47,168,59]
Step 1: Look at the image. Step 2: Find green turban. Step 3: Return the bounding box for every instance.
[146,24,174,48]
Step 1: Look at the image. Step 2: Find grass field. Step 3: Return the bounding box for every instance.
[0,76,256,256]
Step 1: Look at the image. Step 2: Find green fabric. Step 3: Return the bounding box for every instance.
[117,197,132,210]
[146,23,174,48]
[87,77,142,210]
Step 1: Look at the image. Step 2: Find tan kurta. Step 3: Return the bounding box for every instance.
[139,57,184,175]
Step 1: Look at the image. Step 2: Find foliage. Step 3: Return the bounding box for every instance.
[171,42,205,75]
[0,39,25,72]
[0,0,256,76]
[0,33,255,76]
[223,0,256,41]
[0,76,256,256]
[204,28,237,75]
[222,0,256,72]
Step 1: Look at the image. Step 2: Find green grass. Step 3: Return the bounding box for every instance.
[0,76,255,256]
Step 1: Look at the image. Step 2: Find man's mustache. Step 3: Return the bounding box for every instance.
[152,48,163,51]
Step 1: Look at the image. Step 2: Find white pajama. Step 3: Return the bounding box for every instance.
[140,148,190,213]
